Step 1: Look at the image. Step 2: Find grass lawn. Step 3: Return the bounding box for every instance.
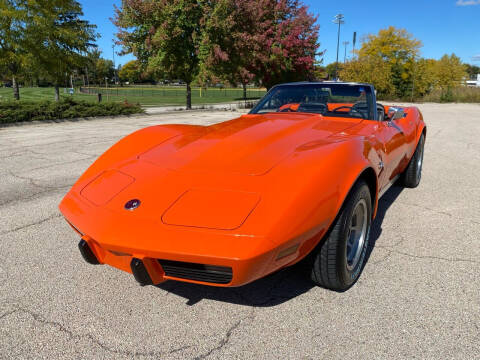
[0,86,266,106]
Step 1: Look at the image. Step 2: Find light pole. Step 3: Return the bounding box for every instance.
[343,41,350,63]
[352,31,357,58]
[112,43,116,85]
[333,13,345,80]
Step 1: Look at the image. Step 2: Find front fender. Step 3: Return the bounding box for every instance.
[74,124,202,187]
[263,137,379,245]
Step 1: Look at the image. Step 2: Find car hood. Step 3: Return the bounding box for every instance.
[71,113,362,231]
[138,113,361,176]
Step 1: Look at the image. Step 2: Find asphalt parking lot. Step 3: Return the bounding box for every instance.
[1,104,479,359]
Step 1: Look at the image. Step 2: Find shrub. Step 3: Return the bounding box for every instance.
[422,86,480,103]
[0,98,144,124]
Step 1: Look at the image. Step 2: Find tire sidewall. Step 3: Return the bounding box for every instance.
[416,135,425,183]
[337,184,372,287]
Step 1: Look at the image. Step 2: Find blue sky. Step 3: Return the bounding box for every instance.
[79,0,480,66]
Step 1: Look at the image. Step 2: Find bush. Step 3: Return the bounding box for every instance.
[0,98,144,124]
[422,86,480,103]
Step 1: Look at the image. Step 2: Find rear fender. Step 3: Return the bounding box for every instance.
[410,107,427,148]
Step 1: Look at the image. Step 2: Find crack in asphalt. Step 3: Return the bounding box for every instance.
[370,234,479,265]
[398,201,480,226]
[1,136,120,153]
[0,309,17,320]
[193,309,256,360]
[0,307,192,358]
[0,150,36,159]
[17,156,96,173]
[6,170,54,190]
[378,248,480,264]
[0,184,71,207]
[0,213,63,236]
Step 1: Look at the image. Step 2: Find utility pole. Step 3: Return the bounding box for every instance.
[112,42,116,85]
[343,41,350,63]
[352,31,357,58]
[333,13,345,80]
[411,57,416,102]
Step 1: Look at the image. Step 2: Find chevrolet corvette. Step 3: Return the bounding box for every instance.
[59,82,426,291]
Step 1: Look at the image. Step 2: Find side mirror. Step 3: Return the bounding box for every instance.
[386,107,404,121]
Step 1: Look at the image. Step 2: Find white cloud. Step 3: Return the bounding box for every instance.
[472,55,480,62]
[456,0,480,5]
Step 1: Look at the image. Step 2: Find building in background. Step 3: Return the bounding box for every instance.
[466,74,480,87]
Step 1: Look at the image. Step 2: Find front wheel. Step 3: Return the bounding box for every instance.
[401,134,425,188]
[310,180,372,291]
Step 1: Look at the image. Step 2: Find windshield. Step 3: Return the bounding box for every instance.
[250,83,375,120]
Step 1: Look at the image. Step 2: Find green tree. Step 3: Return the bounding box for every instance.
[115,0,205,109]
[358,26,422,98]
[0,0,28,100]
[94,58,114,85]
[339,57,393,97]
[409,58,436,99]
[325,62,341,80]
[83,49,111,86]
[434,54,467,94]
[27,0,97,101]
[199,0,255,99]
[118,60,142,83]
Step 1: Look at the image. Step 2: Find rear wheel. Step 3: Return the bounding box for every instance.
[310,180,372,291]
[402,134,425,188]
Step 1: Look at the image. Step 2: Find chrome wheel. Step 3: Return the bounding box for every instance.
[346,199,368,271]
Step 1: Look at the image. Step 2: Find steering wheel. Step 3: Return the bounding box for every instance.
[332,105,365,118]
[297,103,327,114]
[332,105,353,113]
[278,103,300,112]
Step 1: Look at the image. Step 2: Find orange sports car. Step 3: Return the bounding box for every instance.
[59,82,426,291]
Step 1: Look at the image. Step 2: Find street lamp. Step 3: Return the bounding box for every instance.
[333,13,345,80]
[343,41,350,63]
[112,43,116,85]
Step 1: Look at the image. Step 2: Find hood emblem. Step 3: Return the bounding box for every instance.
[124,199,141,211]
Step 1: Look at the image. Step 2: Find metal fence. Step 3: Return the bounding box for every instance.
[79,86,266,99]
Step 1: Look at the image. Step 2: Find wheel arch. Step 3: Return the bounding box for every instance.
[356,167,378,219]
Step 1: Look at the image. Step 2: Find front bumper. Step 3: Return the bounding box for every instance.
[60,188,310,287]
[75,233,277,287]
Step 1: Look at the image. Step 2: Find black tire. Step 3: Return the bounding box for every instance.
[402,134,425,188]
[310,180,372,291]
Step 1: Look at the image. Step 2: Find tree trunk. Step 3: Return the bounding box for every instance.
[85,67,90,86]
[12,76,20,100]
[243,83,247,101]
[54,85,60,102]
[186,82,192,110]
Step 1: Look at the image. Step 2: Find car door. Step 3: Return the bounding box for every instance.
[375,115,408,189]
[391,109,417,158]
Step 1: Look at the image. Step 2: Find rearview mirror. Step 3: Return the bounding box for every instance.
[386,107,404,121]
